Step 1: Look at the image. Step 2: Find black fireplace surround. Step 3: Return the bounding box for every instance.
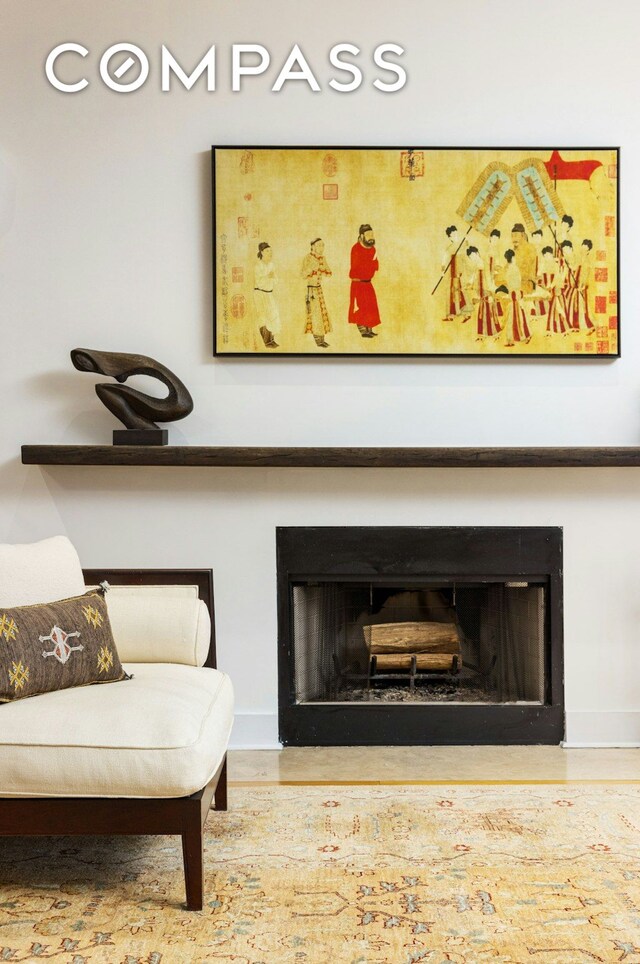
[277,526,564,746]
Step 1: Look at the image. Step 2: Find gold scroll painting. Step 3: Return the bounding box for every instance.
[212,147,619,357]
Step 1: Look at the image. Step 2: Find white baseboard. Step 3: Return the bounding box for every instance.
[229,712,281,750]
[564,711,640,747]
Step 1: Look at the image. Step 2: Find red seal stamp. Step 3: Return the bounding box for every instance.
[231,295,246,319]
[322,153,338,177]
[400,150,425,178]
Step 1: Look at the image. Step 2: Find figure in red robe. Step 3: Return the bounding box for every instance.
[348,224,381,337]
[467,246,500,340]
[441,225,469,320]
[540,247,569,336]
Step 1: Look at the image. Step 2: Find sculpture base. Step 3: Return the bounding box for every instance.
[113,429,168,446]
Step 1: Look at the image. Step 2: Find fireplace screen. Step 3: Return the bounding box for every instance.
[291,581,546,705]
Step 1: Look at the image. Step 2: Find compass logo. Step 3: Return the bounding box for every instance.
[44,42,407,94]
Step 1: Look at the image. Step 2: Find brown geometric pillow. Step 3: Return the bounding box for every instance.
[0,586,129,703]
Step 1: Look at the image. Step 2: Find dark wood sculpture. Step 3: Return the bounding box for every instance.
[71,348,194,446]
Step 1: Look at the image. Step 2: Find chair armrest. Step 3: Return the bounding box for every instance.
[93,585,211,666]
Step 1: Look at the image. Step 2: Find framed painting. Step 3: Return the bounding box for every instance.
[212,146,619,358]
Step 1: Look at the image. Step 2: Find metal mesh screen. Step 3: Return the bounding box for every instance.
[292,583,364,701]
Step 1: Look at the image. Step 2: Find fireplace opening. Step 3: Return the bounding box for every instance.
[278,527,563,746]
[292,580,545,705]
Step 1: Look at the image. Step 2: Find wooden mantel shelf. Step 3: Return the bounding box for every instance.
[20,445,640,468]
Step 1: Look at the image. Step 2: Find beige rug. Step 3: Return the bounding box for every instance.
[1,784,640,963]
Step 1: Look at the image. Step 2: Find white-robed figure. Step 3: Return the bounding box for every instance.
[503,248,531,347]
[253,242,281,348]
[530,229,545,315]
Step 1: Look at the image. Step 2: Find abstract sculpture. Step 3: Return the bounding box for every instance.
[71,348,194,446]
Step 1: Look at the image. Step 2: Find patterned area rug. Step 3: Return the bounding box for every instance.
[1,784,640,963]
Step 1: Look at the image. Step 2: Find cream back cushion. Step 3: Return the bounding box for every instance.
[98,585,211,667]
[0,536,86,607]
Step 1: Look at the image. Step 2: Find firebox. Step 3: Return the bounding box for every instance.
[277,527,563,746]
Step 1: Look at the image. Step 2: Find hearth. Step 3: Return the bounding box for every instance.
[277,527,563,746]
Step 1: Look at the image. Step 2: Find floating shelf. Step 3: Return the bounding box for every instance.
[20,445,640,468]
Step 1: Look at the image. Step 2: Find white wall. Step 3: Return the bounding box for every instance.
[2,0,640,746]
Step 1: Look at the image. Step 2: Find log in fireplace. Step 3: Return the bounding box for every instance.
[277,527,564,745]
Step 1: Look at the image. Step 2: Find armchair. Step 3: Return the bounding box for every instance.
[0,540,233,911]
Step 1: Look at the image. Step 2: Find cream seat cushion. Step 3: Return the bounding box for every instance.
[0,664,234,798]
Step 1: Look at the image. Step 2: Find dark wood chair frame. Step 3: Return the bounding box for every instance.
[0,568,227,911]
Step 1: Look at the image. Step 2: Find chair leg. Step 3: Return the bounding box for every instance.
[182,823,204,911]
[214,756,228,811]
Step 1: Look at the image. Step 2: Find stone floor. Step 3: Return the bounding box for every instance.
[228,746,640,785]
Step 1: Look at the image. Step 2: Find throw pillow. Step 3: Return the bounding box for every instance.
[0,587,130,702]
